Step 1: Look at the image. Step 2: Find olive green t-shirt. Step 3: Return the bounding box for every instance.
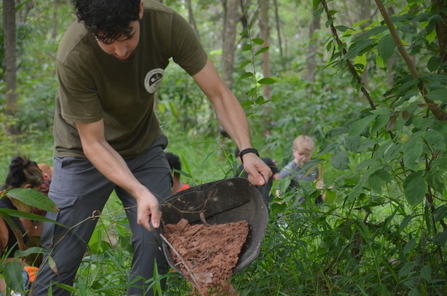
[53,0,208,158]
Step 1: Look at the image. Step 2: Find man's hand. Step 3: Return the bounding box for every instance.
[242,153,272,186]
[135,189,162,232]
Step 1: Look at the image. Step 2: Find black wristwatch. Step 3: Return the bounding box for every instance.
[239,148,259,163]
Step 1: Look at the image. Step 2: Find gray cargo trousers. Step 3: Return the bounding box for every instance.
[30,135,172,296]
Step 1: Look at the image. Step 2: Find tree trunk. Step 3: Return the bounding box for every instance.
[434,0,447,72]
[273,0,284,67]
[359,0,372,89]
[259,0,272,136]
[306,7,321,83]
[222,0,239,90]
[52,0,60,41]
[259,0,271,101]
[219,0,239,143]
[185,0,200,39]
[3,0,19,135]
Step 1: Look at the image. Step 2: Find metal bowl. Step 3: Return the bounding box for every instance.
[160,177,269,275]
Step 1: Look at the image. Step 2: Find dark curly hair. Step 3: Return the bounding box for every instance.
[165,152,181,177]
[73,0,142,44]
[1,156,43,191]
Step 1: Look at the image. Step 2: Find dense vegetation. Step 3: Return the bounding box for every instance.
[1,0,446,295]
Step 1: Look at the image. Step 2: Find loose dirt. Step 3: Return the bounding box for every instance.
[163,218,249,296]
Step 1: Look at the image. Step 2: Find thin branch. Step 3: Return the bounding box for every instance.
[374,0,447,121]
[320,0,376,110]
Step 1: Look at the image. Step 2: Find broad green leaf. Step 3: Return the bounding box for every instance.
[432,229,447,247]
[258,77,276,85]
[400,215,415,232]
[403,171,426,207]
[376,55,385,68]
[345,136,361,152]
[378,34,396,62]
[396,79,420,98]
[14,246,46,258]
[354,54,367,70]
[355,158,374,171]
[326,127,348,138]
[0,208,64,226]
[331,151,349,170]
[368,173,382,194]
[255,96,265,104]
[422,73,447,84]
[4,260,24,292]
[426,89,447,103]
[316,143,338,157]
[314,7,324,18]
[358,139,377,152]
[428,57,442,72]
[398,262,416,279]
[433,205,447,222]
[241,100,254,107]
[403,238,416,255]
[238,60,252,70]
[335,25,350,32]
[55,282,78,292]
[7,188,58,212]
[402,137,423,170]
[347,178,366,201]
[384,143,401,163]
[424,129,446,151]
[426,171,444,194]
[348,115,376,137]
[255,47,269,56]
[375,170,392,183]
[252,38,264,45]
[420,265,432,282]
[242,44,252,51]
[352,26,388,42]
[344,39,376,60]
[301,158,326,174]
[371,114,390,134]
[238,72,254,80]
[373,141,393,159]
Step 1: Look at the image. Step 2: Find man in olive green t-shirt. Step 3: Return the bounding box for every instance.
[31,1,272,295]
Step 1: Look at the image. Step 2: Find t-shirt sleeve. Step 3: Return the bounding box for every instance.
[57,59,103,124]
[169,12,208,76]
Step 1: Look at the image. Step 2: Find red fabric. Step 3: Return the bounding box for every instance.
[173,183,190,193]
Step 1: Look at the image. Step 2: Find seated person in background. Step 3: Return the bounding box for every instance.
[18,163,52,268]
[277,135,325,205]
[165,152,190,194]
[0,156,45,295]
[235,148,280,208]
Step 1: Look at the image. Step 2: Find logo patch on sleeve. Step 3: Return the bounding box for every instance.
[144,69,164,93]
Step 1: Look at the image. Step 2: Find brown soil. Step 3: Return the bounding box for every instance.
[163,219,249,296]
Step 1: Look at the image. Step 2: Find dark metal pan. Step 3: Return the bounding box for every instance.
[159,177,269,275]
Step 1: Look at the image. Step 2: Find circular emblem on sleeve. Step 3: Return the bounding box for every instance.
[144,69,164,94]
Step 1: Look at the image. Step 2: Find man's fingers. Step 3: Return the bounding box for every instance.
[150,210,162,228]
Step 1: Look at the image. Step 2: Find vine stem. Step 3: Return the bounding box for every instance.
[374,0,447,121]
[320,0,376,110]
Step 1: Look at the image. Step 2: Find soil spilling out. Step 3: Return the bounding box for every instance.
[163,218,249,296]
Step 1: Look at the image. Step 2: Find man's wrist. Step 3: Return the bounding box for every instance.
[239,148,259,163]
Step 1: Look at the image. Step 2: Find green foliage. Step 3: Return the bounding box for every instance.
[1,0,447,295]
